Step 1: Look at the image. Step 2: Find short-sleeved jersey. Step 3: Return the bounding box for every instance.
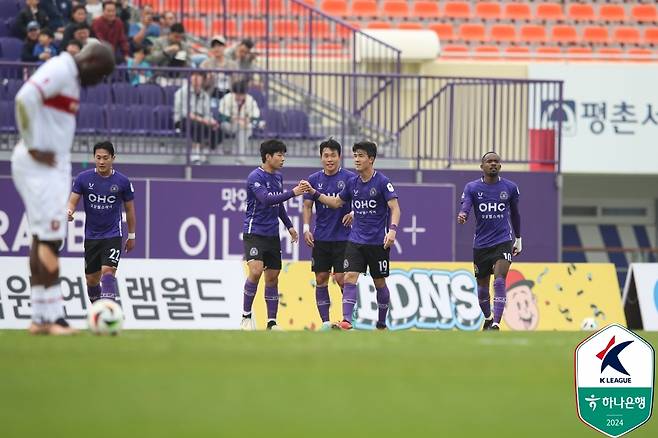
[303,168,355,241]
[72,169,135,240]
[338,171,398,245]
[244,167,288,237]
[15,52,80,171]
[460,177,520,249]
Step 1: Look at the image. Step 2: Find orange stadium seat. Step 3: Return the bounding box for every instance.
[441,44,469,54]
[490,24,516,43]
[551,25,578,44]
[212,20,237,37]
[536,46,562,55]
[505,46,530,58]
[351,0,378,17]
[412,1,441,19]
[475,45,500,56]
[366,21,393,29]
[307,22,331,39]
[568,4,595,22]
[598,47,623,57]
[429,23,454,40]
[631,4,658,23]
[459,23,487,42]
[274,20,300,38]
[520,24,547,43]
[196,0,222,14]
[628,48,653,56]
[566,46,593,56]
[225,0,253,13]
[182,18,205,36]
[321,0,348,17]
[397,22,423,30]
[260,0,285,15]
[474,2,502,20]
[504,3,532,21]
[336,22,359,38]
[536,3,564,21]
[156,0,191,13]
[599,5,626,22]
[242,19,267,37]
[291,0,314,13]
[645,27,658,44]
[613,26,641,44]
[582,26,609,44]
[382,1,409,18]
[444,1,471,19]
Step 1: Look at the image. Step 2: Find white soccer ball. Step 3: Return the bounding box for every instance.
[88,299,124,335]
[580,317,598,331]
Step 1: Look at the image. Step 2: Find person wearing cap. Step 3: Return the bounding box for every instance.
[33,28,58,63]
[129,4,160,48]
[200,35,237,99]
[147,22,190,67]
[92,1,129,63]
[21,21,42,62]
[14,0,51,39]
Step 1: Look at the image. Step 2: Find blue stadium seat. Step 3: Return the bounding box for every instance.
[82,83,111,104]
[0,37,22,60]
[106,105,132,135]
[129,105,155,135]
[255,108,285,138]
[76,104,104,134]
[0,0,19,21]
[153,105,175,135]
[6,78,22,100]
[112,82,141,105]
[283,109,310,138]
[136,84,164,106]
[162,85,179,106]
[0,100,15,133]
[248,87,266,110]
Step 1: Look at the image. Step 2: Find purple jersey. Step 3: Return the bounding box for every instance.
[243,167,294,237]
[460,177,521,249]
[303,168,355,241]
[72,169,134,240]
[338,171,398,245]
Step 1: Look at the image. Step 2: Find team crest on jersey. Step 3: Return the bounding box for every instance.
[249,247,258,256]
[337,180,345,190]
[500,191,509,200]
[369,187,377,197]
[110,184,119,193]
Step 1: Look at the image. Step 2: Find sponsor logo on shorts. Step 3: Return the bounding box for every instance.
[343,259,349,269]
[249,247,258,257]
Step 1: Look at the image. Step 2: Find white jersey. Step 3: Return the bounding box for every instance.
[14,52,80,171]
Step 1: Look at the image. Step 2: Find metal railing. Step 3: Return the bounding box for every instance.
[0,62,562,170]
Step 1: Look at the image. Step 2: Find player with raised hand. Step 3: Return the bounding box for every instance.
[67,141,136,304]
[11,42,115,335]
[302,138,355,331]
[305,141,401,330]
[241,139,307,331]
[458,151,522,331]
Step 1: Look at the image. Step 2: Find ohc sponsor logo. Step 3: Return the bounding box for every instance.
[353,199,377,209]
[88,194,117,204]
[478,202,506,212]
[354,268,482,330]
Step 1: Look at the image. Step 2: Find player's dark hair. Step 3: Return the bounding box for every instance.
[352,141,377,159]
[319,137,341,156]
[94,141,115,157]
[481,151,499,162]
[260,139,287,163]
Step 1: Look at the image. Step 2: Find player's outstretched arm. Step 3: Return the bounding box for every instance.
[308,187,345,209]
[384,198,400,249]
[66,192,81,222]
[124,200,136,252]
[302,199,314,247]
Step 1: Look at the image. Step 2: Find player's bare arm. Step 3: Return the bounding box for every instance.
[384,198,401,249]
[302,199,314,247]
[67,192,81,222]
[124,200,136,252]
[307,187,345,209]
[341,211,354,227]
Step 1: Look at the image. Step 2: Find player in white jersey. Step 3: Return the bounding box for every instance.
[11,43,115,335]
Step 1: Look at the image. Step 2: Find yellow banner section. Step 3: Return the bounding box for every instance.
[251,262,626,331]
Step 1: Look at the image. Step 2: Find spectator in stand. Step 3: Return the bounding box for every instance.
[116,0,134,34]
[39,0,72,35]
[200,35,237,100]
[33,28,58,63]
[225,38,259,85]
[14,0,51,39]
[174,71,221,164]
[127,44,153,85]
[85,0,104,21]
[147,22,190,67]
[92,1,129,63]
[64,39,82,55]
[20,21,41,62]
[60,5,87,48]
[70,23,98,47]
[158,11,176,36]
[129,4,160,49]
[219,80,260,154]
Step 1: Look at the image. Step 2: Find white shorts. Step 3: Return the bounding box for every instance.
[11,144,70,241]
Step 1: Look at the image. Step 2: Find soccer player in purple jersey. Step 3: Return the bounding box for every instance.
[302,138,355,331]
[67,141,136,304]
[458,152,522,331]
[241,139,307,331]
[305,141,401,331]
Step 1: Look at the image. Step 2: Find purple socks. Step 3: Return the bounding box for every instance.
[316,285,330,322]
[87,284,101,303]
[478,285,491,318]
[243,280,257,314]
[264,286,279,320]
[342,283,358,323]
[100,274,117,301]
[376,286,390,326]
[493,277,507,324]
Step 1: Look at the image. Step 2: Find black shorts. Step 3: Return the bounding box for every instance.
[312,240,347,273]
[243,233,282,270]
[473,241,513,279]
[343,242,390,279]
[84,237,123,274]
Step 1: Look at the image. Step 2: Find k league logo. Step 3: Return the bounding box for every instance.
[575,324,655,437]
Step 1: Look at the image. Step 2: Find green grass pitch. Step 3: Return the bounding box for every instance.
[0,330,656,438]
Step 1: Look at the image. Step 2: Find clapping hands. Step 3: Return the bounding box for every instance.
[292,180,314,196]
